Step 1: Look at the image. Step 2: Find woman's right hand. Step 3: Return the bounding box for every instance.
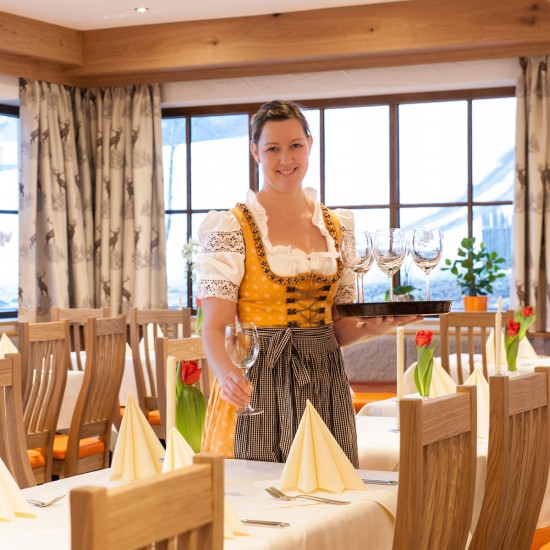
[219,368,252,408]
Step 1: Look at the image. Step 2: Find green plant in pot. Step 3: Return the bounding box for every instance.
[441,237,505,311]
[384,284,418,302]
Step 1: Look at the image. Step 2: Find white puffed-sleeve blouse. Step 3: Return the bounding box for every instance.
[196,188,356,304]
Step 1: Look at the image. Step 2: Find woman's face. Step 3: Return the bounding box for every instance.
[251,118,312,193]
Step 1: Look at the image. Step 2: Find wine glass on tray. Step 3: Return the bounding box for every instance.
[374,228,407,302]
[340,230,374,303]
[224,321,262,416]
[411,228,442,301]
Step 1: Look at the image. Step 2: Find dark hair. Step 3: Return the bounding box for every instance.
[250,100,311,145]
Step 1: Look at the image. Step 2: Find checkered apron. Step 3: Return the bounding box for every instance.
[234,323,359,467]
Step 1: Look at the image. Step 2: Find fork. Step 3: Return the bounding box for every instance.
[265,486,350,505]
[26,494,66,508]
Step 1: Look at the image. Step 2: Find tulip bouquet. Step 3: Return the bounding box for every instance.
[414,330,437,397]
[175,359,206,452]
[504,306,536,372]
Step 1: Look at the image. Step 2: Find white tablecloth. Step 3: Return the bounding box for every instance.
[2,460,398,550]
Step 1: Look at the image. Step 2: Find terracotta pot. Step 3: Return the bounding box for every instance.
[463,295,488,312]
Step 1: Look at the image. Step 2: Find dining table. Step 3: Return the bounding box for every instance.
[2,460,398,550]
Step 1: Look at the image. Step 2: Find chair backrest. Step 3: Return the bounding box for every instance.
[18,320,70,483]
[70,453,224,550]
[469,367,550,550]
[128,307,192,416]
[155,336,211,439]
[0,353,35,488]
[50,306,112,371]
[439,311,515,384]
[393,385,477,549]
[57,316,127,478]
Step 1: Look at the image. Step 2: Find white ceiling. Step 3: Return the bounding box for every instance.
[0,0,405,30]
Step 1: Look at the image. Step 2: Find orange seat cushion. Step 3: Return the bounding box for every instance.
[532,526,550,549]
[352,392,396,413]
[119,406,125,417]
[147,409,161,425]
[27,449,46,469]
[53,434,105,460]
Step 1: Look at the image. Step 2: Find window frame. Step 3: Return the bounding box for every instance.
[163,86,517,308]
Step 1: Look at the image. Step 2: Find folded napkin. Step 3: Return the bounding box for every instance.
[486,329,538,366]
[161,427,194,472]
[0,333,17,359]
[279,400,365,494]
[0,458,35,522]
[403,359,457,397]
[139,324,164,353]
[110,394,165,482]
[224,500,248,539]
[464,367,490,440]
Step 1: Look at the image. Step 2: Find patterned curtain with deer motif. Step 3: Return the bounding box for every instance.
[512,57,550,330]
[19,80,167,321]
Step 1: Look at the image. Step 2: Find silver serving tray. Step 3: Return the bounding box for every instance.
[336,300,452,318]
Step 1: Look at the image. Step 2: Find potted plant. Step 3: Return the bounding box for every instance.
[384,284,418,302]
[441,237,506,311]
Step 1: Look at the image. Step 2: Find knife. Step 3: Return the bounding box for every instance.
[362,478,398,485]
[242,519,290,528]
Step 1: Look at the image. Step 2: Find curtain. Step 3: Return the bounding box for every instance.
[512,57,550,330]
[19,80,167,321]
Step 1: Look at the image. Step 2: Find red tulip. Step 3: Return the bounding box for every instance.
[180,360,201,385]
[506,319,520,337]
[521,306,533,318]
[415,330,433,348]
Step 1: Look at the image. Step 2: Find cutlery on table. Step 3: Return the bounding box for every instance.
[361,478,398,486]
[265,486,350,505]
[26,494,66,507]
[242,519,290,528]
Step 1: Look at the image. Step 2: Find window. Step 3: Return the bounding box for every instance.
[0,106,19,318]
[163,88,516,311]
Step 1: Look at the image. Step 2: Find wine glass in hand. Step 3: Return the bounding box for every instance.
[411,229,442,301]
[340,230,374,303]
[224,322,262,416]
[374,228,407,302]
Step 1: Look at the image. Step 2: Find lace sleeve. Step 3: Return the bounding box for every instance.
[333,208,356,304]
[196,211,245,303]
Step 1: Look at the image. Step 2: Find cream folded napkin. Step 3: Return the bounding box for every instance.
[486,329,538,366]
[279,400,365,494]
[139,324,164,353]
[0,458,35,521]
[224,500,248,539]
[464,367,490,440]
[0,333,17,359]
[110,394,165,482]
[161,427,194,472]
[404,359,457,397]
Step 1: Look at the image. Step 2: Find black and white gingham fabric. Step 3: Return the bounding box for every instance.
[234,324,359,468]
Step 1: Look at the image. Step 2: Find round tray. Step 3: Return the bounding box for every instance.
[336,300,452,318]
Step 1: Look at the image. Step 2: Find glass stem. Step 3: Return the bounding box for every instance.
[389,277,394,302]
[425,273,431,301]
[356,274,365,303]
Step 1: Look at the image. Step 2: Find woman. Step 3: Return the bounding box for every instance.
[197,100,415,466]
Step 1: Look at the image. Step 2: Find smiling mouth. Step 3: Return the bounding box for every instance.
[278,168,296,176]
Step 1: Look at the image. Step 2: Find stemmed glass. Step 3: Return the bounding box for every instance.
[224,322,262,416]
[340,230,374,303]
[374,228,407,302]
[411,228,443,301]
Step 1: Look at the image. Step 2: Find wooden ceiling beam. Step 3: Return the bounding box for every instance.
[0,0,549,86]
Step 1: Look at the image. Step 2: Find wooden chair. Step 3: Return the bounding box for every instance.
[50,306,112,370]
[393,385,477,549]
[128,307,191,438]
[70,453,223,549]
[155,336,211,440]
[52,316,127,478]
[0,353,35,488]
[439,311,515,384]
[469,367,550,550]
[18,320,70,484]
